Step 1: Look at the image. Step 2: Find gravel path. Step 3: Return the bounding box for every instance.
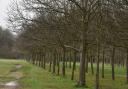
[0,64,23,89]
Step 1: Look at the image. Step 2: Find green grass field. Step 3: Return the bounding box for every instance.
[0,59,128,89]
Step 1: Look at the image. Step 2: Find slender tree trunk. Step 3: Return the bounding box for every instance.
[48,52,52,72]
[96,43,100,89]
[91,56,94,75]
[43,48,46,69]
[111,46,115,80]
[53,52,56,74]
[37,52,39,66]
[62,47,66,76]
[39,52,42,67]
[41,52,44,68]
[86,51,89,73]
[65,52,68,68]
[69,50,72,68]
[49,61,52,72]
[32,52,35,65]
[126,48,128,83]
[57,53,60,75]
[43,55,46,69]
[102,47,105,78]
[71,51,77,80]
[35,53,37,65]
[49,53,52,72]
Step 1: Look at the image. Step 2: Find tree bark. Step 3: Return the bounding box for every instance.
[78,36,87,86]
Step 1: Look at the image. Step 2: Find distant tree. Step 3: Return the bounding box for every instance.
[0,26,15,58]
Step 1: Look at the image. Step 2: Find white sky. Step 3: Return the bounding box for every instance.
[0,0,12,28]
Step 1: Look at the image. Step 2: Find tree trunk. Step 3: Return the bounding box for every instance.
[57,53,60,75]
[62,47,66,76]
[32,52,36,65]
[102,47,105,78]
[53,52,56,74]
[43,55,46,69]
[41,52,44,68]
[78,19,88,86]
[71,51,77,80]
[86,52,89,73]
[39,52,42,67]
[111,46,115,80]
[49,60,52,72]
[78,37,87,86]
[69,50,72,68]
[49,53,52,72]
[91,56,94,75]
[126,48,128,83]
[96,43,100,89]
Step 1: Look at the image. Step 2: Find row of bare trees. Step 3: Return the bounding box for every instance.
[8,0,128,89]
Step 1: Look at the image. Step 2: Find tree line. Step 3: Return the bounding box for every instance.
[8,0,128,89]
[0,27,16,59]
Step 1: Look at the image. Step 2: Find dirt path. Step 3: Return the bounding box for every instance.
[0,64,23,89]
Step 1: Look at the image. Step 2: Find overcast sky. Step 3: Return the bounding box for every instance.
[0,0,12,28]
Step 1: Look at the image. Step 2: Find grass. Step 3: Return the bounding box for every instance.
[0,59,128,89]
